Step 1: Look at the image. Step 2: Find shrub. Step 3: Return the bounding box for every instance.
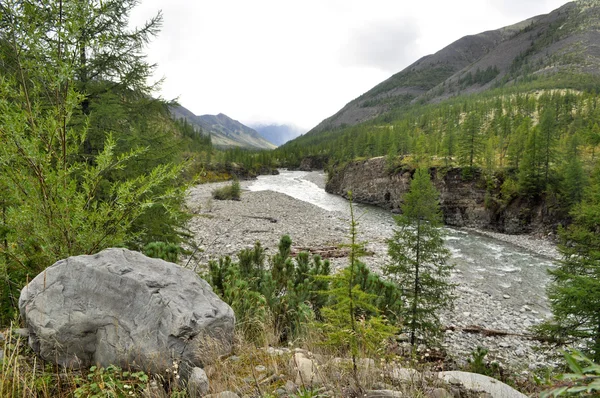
[205,236,331,343]
[212,180,241,200]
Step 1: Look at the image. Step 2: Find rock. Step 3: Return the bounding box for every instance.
[142,380,167,398]
[390,367,421,383]
[438,371,528,398]
[366,390,403,397]
[330,357,375,370]
[503,294,511,299]
[284,380,298,393]
[205,392,240,398]
[19,248,235,373]
[15,328,29,338]
[188,367,210,397]
[289,352,321,386]
[275,387,287,396]
[428,388,453,398]
[255,365,267,373]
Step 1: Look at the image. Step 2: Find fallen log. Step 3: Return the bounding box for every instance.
[243,215,278,223]
[291,246,350,259]
[446,325,556,343]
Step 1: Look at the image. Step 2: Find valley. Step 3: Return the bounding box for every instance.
[186,171,560,371]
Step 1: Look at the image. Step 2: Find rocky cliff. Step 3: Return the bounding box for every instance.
[325,157,559,234]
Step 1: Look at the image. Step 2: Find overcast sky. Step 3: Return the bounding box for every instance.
[130,0,570,131]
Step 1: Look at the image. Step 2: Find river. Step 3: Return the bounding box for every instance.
[187,170,559,369]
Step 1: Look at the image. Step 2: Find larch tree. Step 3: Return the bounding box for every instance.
[385,168,454,347]
[538,165,600,361]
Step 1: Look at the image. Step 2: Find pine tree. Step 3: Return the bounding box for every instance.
[385,168,454,347]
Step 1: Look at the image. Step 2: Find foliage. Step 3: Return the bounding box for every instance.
[0,0,208,325]
[73,365,149,398]
[467,346,501,379]
[205,237,331,343]
[212,180,242,200]
[318,194,397,382]
[537,165,600,361]
[143,242,182,263]
[385,168,454,347]
[542,350,600,397]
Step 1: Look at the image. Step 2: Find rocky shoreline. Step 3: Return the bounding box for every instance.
[184,172,561,375]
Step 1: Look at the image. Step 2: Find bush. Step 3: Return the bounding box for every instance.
[212,180,241,200]
[205,236,331,343]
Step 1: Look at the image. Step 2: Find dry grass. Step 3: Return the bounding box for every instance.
[2,323,547,397]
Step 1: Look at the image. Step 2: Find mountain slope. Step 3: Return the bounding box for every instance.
[250,123,305,146]
[170,105,276,149]
[309,0,600,133]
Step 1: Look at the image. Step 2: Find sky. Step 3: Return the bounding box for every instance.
[130,0,571,131]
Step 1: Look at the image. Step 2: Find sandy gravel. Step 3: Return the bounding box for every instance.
[184,175,561,372]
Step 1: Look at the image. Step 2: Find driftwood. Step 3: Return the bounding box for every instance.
[244,215,278,223]
[445,324,555,343]
[291,246,350,259]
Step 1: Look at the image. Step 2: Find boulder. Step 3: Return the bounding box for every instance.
[188,367,210,397]
[438,371,528,398]
[289,352,321,386]
[19,248,235,373]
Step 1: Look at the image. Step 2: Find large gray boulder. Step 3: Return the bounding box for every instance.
[19,248,235,373]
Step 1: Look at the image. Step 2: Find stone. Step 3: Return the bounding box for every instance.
[390,367,421,383]
[366,390,403,397]
[438,371,528,398]
[428,388,453,398]
[503,294,511,299]
[19,248,235,373]
[284,380,298,393]
[289,352,321,386]
[205,392,240,398]
[15,328,29,338]
[255,365,267,373]
[142,380,167,398]
[188,367,210,397]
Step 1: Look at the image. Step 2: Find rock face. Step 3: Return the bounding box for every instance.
[19,248,235,373]
[326,157,553,234]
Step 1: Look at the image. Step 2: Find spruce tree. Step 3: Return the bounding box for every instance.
[385,168,454,347]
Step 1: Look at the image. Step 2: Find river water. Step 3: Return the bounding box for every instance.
[247,170,557,326]
[187,169,559,367]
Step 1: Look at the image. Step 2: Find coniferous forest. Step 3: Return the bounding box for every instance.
[2,0,600,397]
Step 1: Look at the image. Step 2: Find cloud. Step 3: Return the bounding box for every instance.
[340,18,421,73]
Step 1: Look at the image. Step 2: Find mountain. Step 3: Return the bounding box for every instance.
[249,123,306,146]
[169,105,276,150]
[309,0,600,134]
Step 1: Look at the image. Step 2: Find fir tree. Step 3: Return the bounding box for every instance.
[385,168,454,347]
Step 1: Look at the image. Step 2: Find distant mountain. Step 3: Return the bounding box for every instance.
[309,0,600,133]
[249,123,305,146]
[169,105,276,150]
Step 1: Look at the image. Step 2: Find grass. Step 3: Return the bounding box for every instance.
[212,180,241,201]
[0,321,565,398]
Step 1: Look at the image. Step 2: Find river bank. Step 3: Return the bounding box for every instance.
[185,171,561,374]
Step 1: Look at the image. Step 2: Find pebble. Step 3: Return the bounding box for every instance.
[186,172,561,372]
